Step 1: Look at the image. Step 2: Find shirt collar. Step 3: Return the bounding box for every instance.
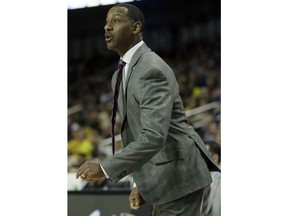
[121,41,144,65]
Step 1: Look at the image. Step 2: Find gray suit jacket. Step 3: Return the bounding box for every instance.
[101,43,220,205]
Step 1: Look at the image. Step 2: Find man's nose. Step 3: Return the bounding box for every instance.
[104,22,112,31]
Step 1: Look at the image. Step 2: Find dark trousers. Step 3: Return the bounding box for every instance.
[152,188,204,216]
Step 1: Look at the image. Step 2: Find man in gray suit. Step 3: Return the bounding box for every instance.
[76,3,220,216]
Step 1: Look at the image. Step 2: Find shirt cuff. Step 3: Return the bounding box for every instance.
[100,164,109,179]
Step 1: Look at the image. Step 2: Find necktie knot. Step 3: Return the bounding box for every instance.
[117,59,126,71]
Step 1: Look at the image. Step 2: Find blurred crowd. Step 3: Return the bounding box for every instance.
[68,27,221,191]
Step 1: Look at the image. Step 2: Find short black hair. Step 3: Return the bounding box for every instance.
[114,3,145,32]
[205,141,221,163]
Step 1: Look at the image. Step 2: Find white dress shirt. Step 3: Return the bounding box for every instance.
[121,40,144,93]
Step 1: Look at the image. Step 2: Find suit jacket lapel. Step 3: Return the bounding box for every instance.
[120,43,150,126]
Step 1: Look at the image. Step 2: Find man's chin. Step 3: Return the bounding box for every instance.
[106,44,117,53]
[106,44,114,50]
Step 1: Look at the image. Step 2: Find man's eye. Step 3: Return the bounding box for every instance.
[112,19,119,24]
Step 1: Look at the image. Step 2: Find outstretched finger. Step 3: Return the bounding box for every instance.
[76,164,87,179]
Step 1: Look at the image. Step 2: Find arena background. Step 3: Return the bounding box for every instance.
[1,0,288,216]
[68,0,220,215]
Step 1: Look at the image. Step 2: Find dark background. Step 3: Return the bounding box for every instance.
[68,0,220,61]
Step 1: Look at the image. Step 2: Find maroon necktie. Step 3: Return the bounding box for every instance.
[111,59,126,155]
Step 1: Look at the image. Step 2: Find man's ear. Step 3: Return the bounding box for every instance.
[132,21,142,34]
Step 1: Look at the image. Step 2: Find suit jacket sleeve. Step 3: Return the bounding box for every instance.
[101,66,175,183]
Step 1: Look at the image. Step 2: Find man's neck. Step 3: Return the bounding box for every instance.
[119,37,142,57]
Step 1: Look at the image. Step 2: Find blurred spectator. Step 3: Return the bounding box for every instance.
[200,141,221,216]
[205,141,221,167]
[68,122,94,168]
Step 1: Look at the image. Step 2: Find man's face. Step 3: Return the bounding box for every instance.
[104,6,134,56]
